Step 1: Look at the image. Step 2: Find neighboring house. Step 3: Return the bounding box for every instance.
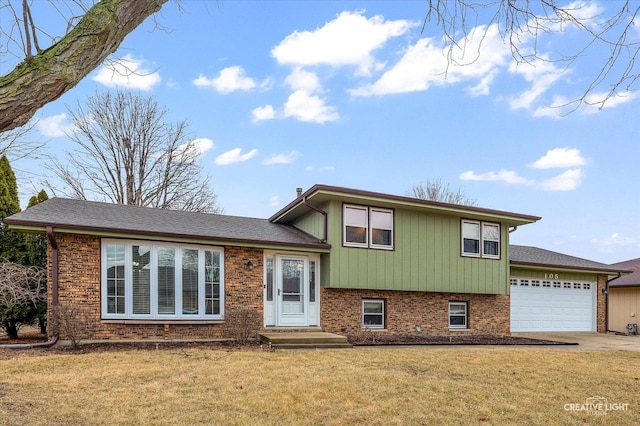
[509,246,621,333]
[607,258,640,334]
[2,184,623,341]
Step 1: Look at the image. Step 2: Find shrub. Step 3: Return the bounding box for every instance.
[0,262,46,339]
[225,306,260,344]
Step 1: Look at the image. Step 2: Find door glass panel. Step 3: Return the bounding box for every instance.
[309,260,316,303]
[281,259,304,314]
[265,257,274,302]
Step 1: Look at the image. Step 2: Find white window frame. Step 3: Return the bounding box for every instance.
[449,302,468,329]
[369,208,393,250]
[343,204,394,250]
[481,223,500,258]
[101,239,224,320]
[362,299,385,329]
[461,220,500,259]
[343,205,369,248]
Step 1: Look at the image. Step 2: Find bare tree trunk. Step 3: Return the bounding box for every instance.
[0,0,168,132]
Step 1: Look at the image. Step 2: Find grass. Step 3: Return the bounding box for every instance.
[0,345,638,425]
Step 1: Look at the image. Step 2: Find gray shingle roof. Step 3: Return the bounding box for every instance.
[609,258,640,287]
[509,245,620,273]
[4,198,329,249]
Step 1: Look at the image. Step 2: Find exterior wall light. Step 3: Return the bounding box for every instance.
[246,260,254,271]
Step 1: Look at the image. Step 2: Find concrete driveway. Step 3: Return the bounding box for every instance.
[513,332,640,352]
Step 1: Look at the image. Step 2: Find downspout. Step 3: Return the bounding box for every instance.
[508,226,518,233]
[302,196,328,243]
[1,226,60,349]
[604,272,622,333]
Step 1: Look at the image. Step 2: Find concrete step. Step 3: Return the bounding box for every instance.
[259,331,352,349]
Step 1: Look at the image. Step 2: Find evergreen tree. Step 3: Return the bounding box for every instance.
[0,156,25,263]
[25,190,49,268]
[24,190,49,333]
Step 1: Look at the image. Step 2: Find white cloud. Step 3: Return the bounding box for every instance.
[460,168,583,191]
[351,24,510,96]
[272,10,412,75]
[284,90,339,123]
[269,195,280,207]
[306,165,335,172]
[591,233,638,247]
[214,148,258,165]
[459,169,532,185]
[537,169,583,191]
[582,91,640,113]
[189,138,215,157]
[193,66,263,94]
[508,58,564,111]
[37,113,74,137]
[263,151,301,165]
[285,68,323,93]
[252,105,276,123]
[92,54,161,91]
[530,147,586,169]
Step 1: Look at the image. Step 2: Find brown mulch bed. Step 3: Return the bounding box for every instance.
[347,333,575,346]
[1,328,574,358]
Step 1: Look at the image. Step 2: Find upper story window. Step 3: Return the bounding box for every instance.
[343,204,393,250]
[102,239,224,320]
[461,220,500,259]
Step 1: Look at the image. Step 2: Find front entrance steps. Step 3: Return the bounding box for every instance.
[258,330,352,349]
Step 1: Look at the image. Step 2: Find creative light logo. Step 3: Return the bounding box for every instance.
[564,396,630,415]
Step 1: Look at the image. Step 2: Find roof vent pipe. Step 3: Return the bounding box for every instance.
[296,187,303,197]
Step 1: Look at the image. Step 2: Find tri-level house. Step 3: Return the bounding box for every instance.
[4,184,618,342]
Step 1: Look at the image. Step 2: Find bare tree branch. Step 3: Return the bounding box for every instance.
[48,91,221,213]
[0,0,168,132]
[408,178,477,206]
[423,1,640,109]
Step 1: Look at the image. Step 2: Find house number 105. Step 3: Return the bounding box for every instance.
[544,273,559,279]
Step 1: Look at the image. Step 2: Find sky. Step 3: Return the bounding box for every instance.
[1,0,639,264]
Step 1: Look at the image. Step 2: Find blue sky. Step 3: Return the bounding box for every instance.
[4,1,639,264]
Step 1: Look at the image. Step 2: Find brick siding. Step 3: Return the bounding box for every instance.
[47,233,264,341]
[597,274,606,333]
[46,233,603,341]
[320,288,510,336]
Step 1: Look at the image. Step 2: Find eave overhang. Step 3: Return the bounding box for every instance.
[270,184,541,226]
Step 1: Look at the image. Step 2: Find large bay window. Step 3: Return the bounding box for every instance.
[343,204,394,250]
[461,220,500,259]
[102,240,224,320]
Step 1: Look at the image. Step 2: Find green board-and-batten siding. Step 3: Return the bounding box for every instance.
[292,200,510,295]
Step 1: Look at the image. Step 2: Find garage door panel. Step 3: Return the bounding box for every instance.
[511,278,595,332]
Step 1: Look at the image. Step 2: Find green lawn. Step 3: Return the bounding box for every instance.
[0,345,638,425]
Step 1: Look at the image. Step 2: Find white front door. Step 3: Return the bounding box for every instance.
[263,253,319,327]
[277,256,307,326]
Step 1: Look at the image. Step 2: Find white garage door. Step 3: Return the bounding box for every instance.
[510,278,596,332]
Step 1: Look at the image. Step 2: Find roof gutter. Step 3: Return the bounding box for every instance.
[1,226,60,350]
[302,196,328,243]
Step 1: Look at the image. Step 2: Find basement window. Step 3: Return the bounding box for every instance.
[449,302,468,329]
[362,299,385,329]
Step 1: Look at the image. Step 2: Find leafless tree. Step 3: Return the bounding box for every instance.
[0,261,46,338]
[423,1,640,110]
[0,0,168,132]
[408,178,477,206]
[48,91,221,213]
[0,120,43,160]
